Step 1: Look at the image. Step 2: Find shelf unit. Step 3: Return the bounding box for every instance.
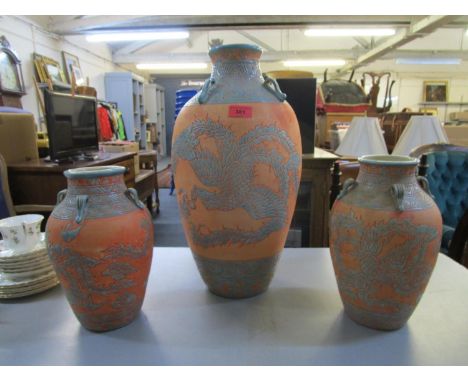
[418,102,468,123]
[105,72,147,149]
[144,83,166,155]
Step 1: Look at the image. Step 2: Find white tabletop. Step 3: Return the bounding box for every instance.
[1,247,468,366]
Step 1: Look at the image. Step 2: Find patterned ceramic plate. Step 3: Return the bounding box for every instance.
[0,256,52,272]
[0,278,59,299]
[1,265,56,281]
[0,270,57,290]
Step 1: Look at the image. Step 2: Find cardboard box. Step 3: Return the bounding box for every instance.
[449,112,468,122]
[99,141,140,174]
[0,112,39,164]
[444,124,468,147]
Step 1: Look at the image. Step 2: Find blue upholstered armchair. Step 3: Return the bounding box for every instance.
[410,144,468,265]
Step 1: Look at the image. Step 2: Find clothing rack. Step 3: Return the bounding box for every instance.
[97,99,118,108]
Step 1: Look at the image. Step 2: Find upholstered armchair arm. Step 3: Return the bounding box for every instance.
[448,208,468,267]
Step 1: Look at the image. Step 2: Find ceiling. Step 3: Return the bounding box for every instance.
[29,15,468,76]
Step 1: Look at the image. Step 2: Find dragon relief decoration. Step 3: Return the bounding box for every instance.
[172,118,300,247]
[330,210,439,313]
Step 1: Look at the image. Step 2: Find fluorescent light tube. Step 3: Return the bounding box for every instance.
[396,58,461,65]
[136,63,208,70]
[305,28,395,37]
[86,31,189,42]
[283,59,346,67]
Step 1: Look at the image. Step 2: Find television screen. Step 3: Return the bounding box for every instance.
[275,78,317,154]
[44,90,99,160]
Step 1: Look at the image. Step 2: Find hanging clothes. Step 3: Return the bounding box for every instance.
[97,106,113,141]
[116,110,127,140]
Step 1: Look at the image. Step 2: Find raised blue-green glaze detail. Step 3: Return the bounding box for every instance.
[185,43,282,105]
[64,166,126,179]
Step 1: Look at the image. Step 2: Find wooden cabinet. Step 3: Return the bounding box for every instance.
[290,148,338,247]
[7,152,136,207]
[105,72,147,149]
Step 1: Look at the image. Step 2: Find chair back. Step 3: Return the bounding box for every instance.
[0,153,15,219]
[410,144,468,227]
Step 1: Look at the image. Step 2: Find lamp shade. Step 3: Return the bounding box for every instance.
[335,117,388,157]
[392,116,448,156]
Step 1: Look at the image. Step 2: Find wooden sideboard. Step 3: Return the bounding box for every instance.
[7,152,156,213]
[290,148,338,247]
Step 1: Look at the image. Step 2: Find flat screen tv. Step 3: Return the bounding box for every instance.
[44,90,99,161]
[275,78,317,154]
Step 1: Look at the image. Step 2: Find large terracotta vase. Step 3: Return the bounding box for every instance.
[172,44,302,298]
[46,166,154,332]
[330,155,442,330]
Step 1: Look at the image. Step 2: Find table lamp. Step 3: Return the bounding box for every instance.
[335,116,388,157]
[392,115,448,156]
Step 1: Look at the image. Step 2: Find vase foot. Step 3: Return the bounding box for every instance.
[193,253,280,299]
[343,303,410,331]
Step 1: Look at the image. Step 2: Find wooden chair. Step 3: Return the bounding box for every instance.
[0,153,52,221]
[409,143,468,265]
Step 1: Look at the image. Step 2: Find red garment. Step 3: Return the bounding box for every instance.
[97,106,113,141]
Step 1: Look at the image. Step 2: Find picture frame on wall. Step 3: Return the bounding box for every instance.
[70,64,85,86]
[423,80,448,103]
[62,51,82,84]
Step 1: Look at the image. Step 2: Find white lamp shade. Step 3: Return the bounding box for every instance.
[335,117,388,157]
[392,116,449,156]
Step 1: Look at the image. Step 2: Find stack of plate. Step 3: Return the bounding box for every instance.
[0,233,59,299]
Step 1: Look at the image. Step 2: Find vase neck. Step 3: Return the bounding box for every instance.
[66,174,126,195]
[357,163,417,188]
[211,59,263,83]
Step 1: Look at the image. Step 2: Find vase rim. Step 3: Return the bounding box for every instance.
[64,165,125,179]
[209,43,262,57]
[358,154,419,166]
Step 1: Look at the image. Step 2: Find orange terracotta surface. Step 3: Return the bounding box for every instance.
[173,102,302,262]
[330,199,442,329]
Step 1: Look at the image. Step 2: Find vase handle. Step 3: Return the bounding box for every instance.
[75,195,89,224]
[262,74,287,102]
[417,176,435,199]
[337,178,358,200]
[125,188,145,209]
[198,78,216,104]
[56,189,67,204]
[391,184,406,212]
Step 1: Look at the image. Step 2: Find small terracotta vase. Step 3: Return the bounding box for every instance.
[172,44,302,298]
[46,166,153,332]
[330,155,442,330]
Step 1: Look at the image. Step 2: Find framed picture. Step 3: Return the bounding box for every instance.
[71,64,85,86]
[62,51,81,84]
[419,108,438,116]
[423,80,448,102]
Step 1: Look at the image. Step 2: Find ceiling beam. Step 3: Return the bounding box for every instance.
[50,15,427,35]
[353,37,370,49]
[335,15,460,74]
[49,16,148,34]
[236,31,277,51]
[113,41,157,56]
[113,48,468,65]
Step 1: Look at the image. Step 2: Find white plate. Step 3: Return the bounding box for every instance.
[0,279,59,299]
[1,265,55,281]
[0,270,57,289]
[0,256,52,271]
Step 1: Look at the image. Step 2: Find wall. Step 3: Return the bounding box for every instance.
[0,16,125,130]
